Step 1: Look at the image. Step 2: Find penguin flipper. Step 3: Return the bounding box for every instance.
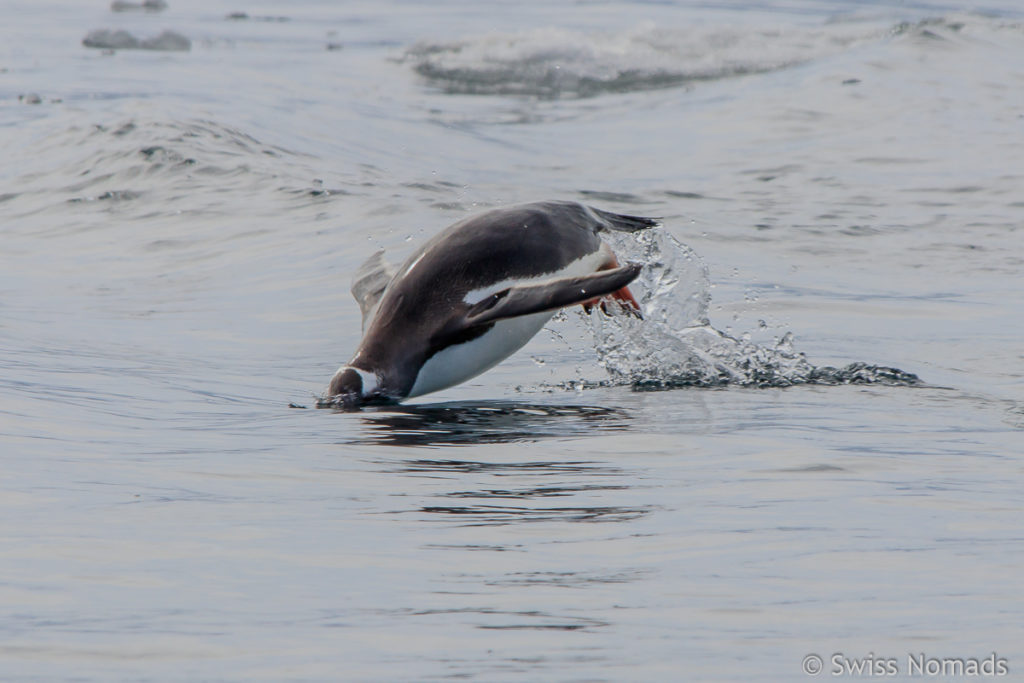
[463,263,642,328]
[351,250,395,331]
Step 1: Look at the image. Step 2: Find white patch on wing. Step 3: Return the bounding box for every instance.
[406,310,552,399]
[462,242,612,305]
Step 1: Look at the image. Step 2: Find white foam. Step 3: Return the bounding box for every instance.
[404,22,882,97]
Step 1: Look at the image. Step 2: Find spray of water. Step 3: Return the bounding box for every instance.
[577,227,919,389]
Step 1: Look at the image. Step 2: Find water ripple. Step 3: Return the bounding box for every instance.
[342,402,631,446]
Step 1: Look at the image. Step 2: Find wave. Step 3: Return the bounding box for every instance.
[403,15,1023,99]
[403,21,880,98]
[4,116,323,220]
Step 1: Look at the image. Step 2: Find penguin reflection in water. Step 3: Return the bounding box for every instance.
[322,201,657,408]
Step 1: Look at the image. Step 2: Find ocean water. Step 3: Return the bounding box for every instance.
[2,0,1023,680]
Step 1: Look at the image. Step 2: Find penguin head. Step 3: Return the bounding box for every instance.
[323,366,385,409]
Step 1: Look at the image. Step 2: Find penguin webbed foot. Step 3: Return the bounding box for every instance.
[581,286,643,319]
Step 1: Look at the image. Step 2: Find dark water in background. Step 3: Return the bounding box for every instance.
[2,0,1023,680]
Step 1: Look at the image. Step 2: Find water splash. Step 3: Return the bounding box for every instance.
[578,227,919,389]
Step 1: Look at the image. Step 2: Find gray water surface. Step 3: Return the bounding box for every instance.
[2,1,1023,680]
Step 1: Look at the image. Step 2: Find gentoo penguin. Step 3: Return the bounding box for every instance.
[323,200,657,407]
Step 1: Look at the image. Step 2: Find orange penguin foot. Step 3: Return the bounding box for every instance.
[581,285,642,318]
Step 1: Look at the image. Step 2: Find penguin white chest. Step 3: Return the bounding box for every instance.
[406,310,553,399]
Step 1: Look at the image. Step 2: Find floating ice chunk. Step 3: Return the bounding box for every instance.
[83,29,139,49]
[225,12,290,22]
[82,29,190,51]
[141,30,190,51]
[110,0,168,12]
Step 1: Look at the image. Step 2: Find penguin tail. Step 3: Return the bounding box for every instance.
[591,207,661,232]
